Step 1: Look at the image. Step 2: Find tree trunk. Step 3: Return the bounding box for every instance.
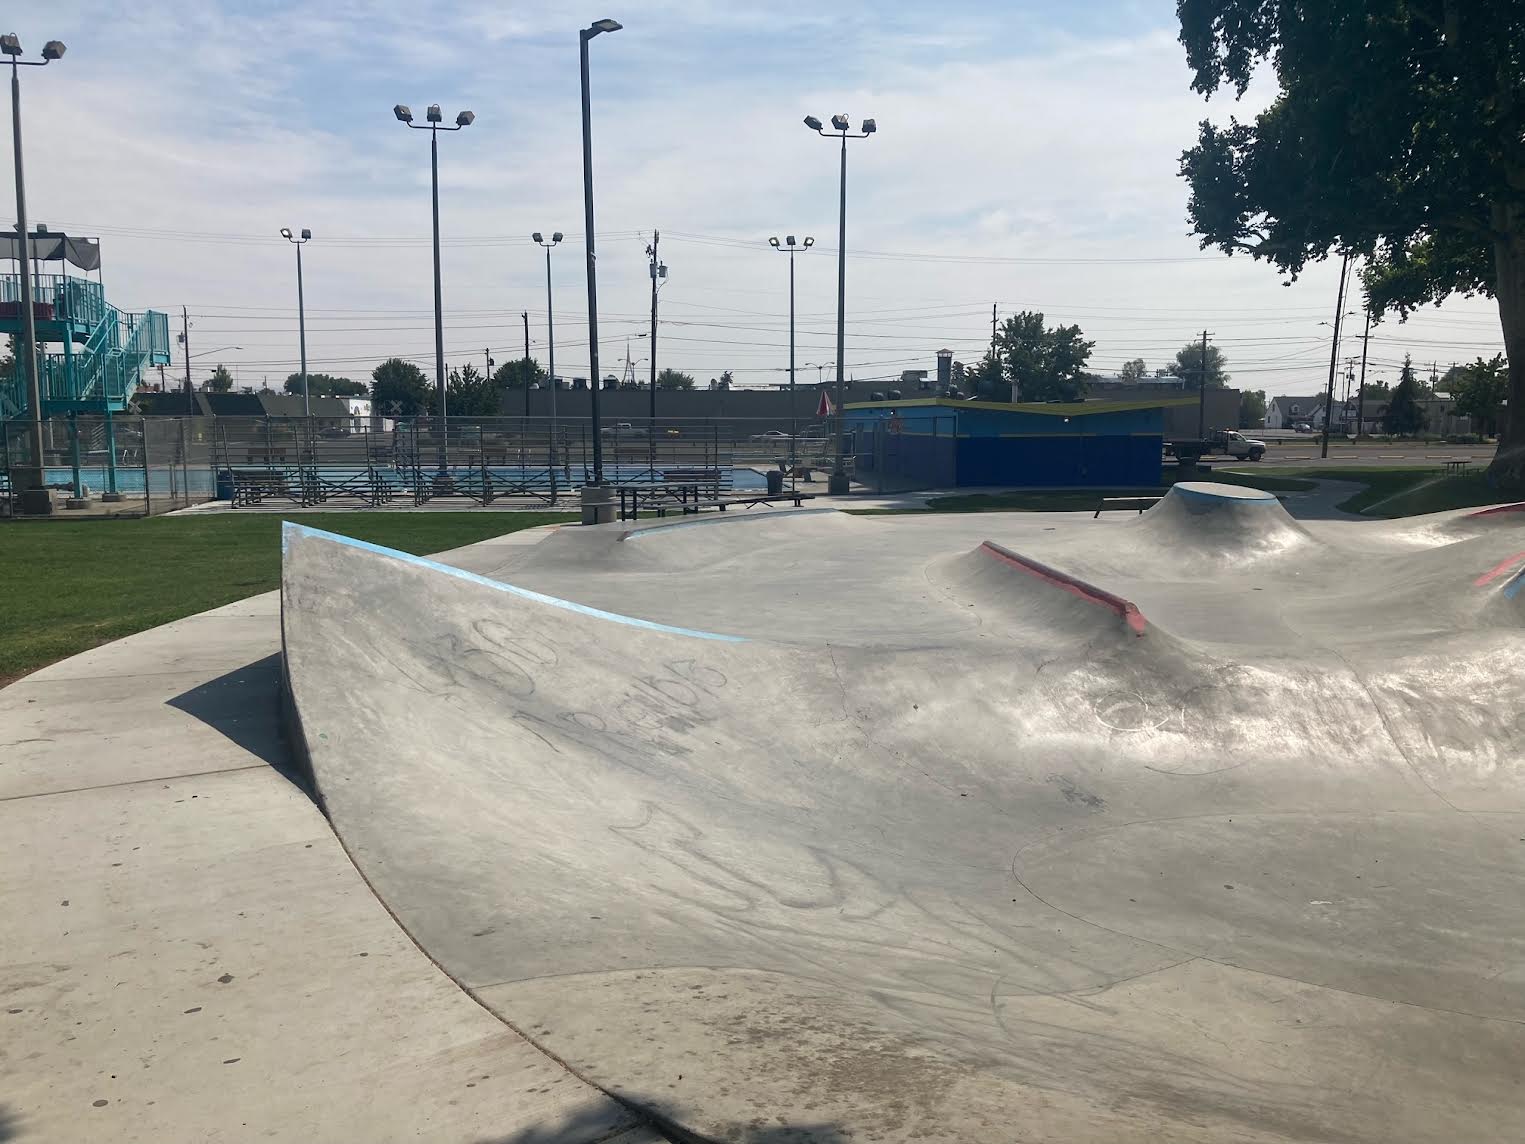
[1488,203,1525,488]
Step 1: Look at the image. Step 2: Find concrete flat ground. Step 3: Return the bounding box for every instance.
[280,489,1525,1143]
[1231,441,1487,467]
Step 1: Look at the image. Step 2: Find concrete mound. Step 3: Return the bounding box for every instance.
[930,541,1148,639]
[1129,480,1314,564]
[281,520,1525,1144]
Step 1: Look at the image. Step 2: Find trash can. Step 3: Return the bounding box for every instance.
[765,468,785,496]
[215,469,235,501]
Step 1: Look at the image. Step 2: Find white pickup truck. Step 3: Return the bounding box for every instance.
[1164,429,1268,463]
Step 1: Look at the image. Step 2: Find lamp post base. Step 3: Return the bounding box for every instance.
[581,484,616,525]
[827,471,851,495]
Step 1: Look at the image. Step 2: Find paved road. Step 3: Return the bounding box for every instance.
[284,488,1525,1144]
[1215,442,1488,468]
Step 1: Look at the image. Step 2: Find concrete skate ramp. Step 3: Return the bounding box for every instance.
[281,514,1525,1144]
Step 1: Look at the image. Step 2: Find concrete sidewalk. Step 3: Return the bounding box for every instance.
[0,525,663,1144]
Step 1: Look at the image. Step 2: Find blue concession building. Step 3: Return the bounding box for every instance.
[843,396,1194,488]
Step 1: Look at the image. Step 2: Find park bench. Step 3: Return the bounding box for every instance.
[1441,459,1472,477]
[618,485,816,521]
[1093,495,1161,518]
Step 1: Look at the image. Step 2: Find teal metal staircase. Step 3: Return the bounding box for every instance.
[1,273,171,419]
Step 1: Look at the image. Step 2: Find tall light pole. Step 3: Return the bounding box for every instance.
[804,113,875,494]
[769,235,813,471]
[580,19,620,490]
[278,228,312,416]
[394,101,473,476]
[532,232,562,471]
[4,33,65,508]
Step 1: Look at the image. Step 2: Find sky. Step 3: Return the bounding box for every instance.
[2,0,1509,399]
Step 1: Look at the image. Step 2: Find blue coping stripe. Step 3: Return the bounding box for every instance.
[282,521,748,643]
[1169,483,1278,504]
[620,506,840,541]
[1504,565,1525,600]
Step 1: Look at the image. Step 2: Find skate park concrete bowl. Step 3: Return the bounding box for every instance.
[281,482,1525,1143]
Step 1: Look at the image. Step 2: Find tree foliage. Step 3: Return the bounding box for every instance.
[1120,358,1148,382]
[974,311,1094,402]
[493,357,547,391]
[202,364,234,393]
[1449,353,1509,436]
[657,368,695,390]
[447,363,501,416]
[1169,340,1229,389]
[284,372,365,397]
[1384,356,1427,436]
[370,357,431,416]
[1238,389,1267,428]
[1176,0,1525,482]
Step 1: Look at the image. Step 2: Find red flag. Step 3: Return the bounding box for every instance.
[816,390,833,418]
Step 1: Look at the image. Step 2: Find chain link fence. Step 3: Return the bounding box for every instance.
[2,415,873,516]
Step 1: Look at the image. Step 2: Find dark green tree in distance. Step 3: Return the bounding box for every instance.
[657,368,695,390]
[492,357,547,391]
[1363,377,1392,398]
[1384,356,1427,436]
[202,364,234,393]
[1449,354,1509,438]
[1169,341,1230,388]
[447,363,501,416]
[718,370,735,390]
[1239,389,1267,428]
[370,357,431,416]
[1176,0,1525,484]
[974,311,1094,402]
[1120,358,1148,381]
[284,373,365,397]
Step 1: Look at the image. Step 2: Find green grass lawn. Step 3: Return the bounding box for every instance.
[0,512,575,686]
[1253,466,1520,516]
[918,468,1316,513]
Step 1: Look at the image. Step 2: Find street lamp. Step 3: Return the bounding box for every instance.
[279,228,312,416]
[804,112,876,494]
[769,235,813,471]
[532,231,563,472]
[394,100,474,478]
[4,32,66,510]
[580,18,620,494]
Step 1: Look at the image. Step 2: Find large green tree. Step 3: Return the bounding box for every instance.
[370,357,431,416]
[1384,356,1427,436]
[1449,353,1509,437]
[1120,357,1148,381]
[202,364,234,393]
[1169,340,1230,388]
[447,363,501,417]
[1177,0,1523,483]
[657,368,695,390]
[284,372,365,397]
[975,311,1094,402]
[493,357,547,391]
[1239,389,1267,428]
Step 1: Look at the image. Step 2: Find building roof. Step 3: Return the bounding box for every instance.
[844,395,1197,416]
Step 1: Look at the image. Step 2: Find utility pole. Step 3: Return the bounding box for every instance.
[991,304,998,356]
[1355,302,1372,438]
[522,311,531,419]
[1321,253,1351,459]
[1196,329,1212,437]
[483,347,493,385]
[182,306,192,399]
[647,231,661,411]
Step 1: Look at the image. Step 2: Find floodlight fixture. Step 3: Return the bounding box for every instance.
[393,104,413,122]
[41,41,65,60]
[426,104,442,123]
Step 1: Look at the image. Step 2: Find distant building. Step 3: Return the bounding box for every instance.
[1266,395,1326,430]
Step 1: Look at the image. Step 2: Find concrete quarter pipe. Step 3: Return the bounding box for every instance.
[281,483,1525,1143]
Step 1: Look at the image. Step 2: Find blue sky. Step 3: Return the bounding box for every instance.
[3,1,1506,395]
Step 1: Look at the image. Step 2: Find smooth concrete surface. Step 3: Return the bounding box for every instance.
[1,524,665,1143]
[281,488,1525,1143]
